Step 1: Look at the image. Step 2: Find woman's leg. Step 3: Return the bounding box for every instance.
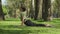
[21,17,24,26]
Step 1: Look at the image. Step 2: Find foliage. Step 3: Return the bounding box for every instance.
[53,0,60,17]
[2,5,8,14]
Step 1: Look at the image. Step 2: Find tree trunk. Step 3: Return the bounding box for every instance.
[37,0,43,20]
[13,10,16,18]
[0,0,5,20]
[42,0,52,21]
[34,0,40,20]
[29,0,35,18]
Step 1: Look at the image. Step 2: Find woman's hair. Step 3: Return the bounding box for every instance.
[21,4,26,12]
[21,7,26,11]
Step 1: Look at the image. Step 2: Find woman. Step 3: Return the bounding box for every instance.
[20,6,26,26]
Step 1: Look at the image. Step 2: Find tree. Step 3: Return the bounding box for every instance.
[29,0,35,18]
[6,0,21,18]
[37,0,43,20]
[0,0,5,20]
[42,0,52,21]
[34,0,40,20]
[53,0,60,18]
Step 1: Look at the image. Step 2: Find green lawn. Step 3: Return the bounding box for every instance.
[0,18,60,34]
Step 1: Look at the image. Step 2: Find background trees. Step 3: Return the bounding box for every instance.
[0,0,5,20]
[6,0,21,18]
[1,0,60,21]
[53,0,60,18]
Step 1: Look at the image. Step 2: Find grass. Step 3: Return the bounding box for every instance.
[0,18,60,34]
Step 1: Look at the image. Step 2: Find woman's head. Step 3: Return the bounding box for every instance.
[20,4,26,12]
[21,7,26,11]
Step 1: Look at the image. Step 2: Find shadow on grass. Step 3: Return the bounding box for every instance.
[4,20,20,21]
[0,25,34,34]
[0,25,36,29]
[0,25,24,28]
[0,29,33,34]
